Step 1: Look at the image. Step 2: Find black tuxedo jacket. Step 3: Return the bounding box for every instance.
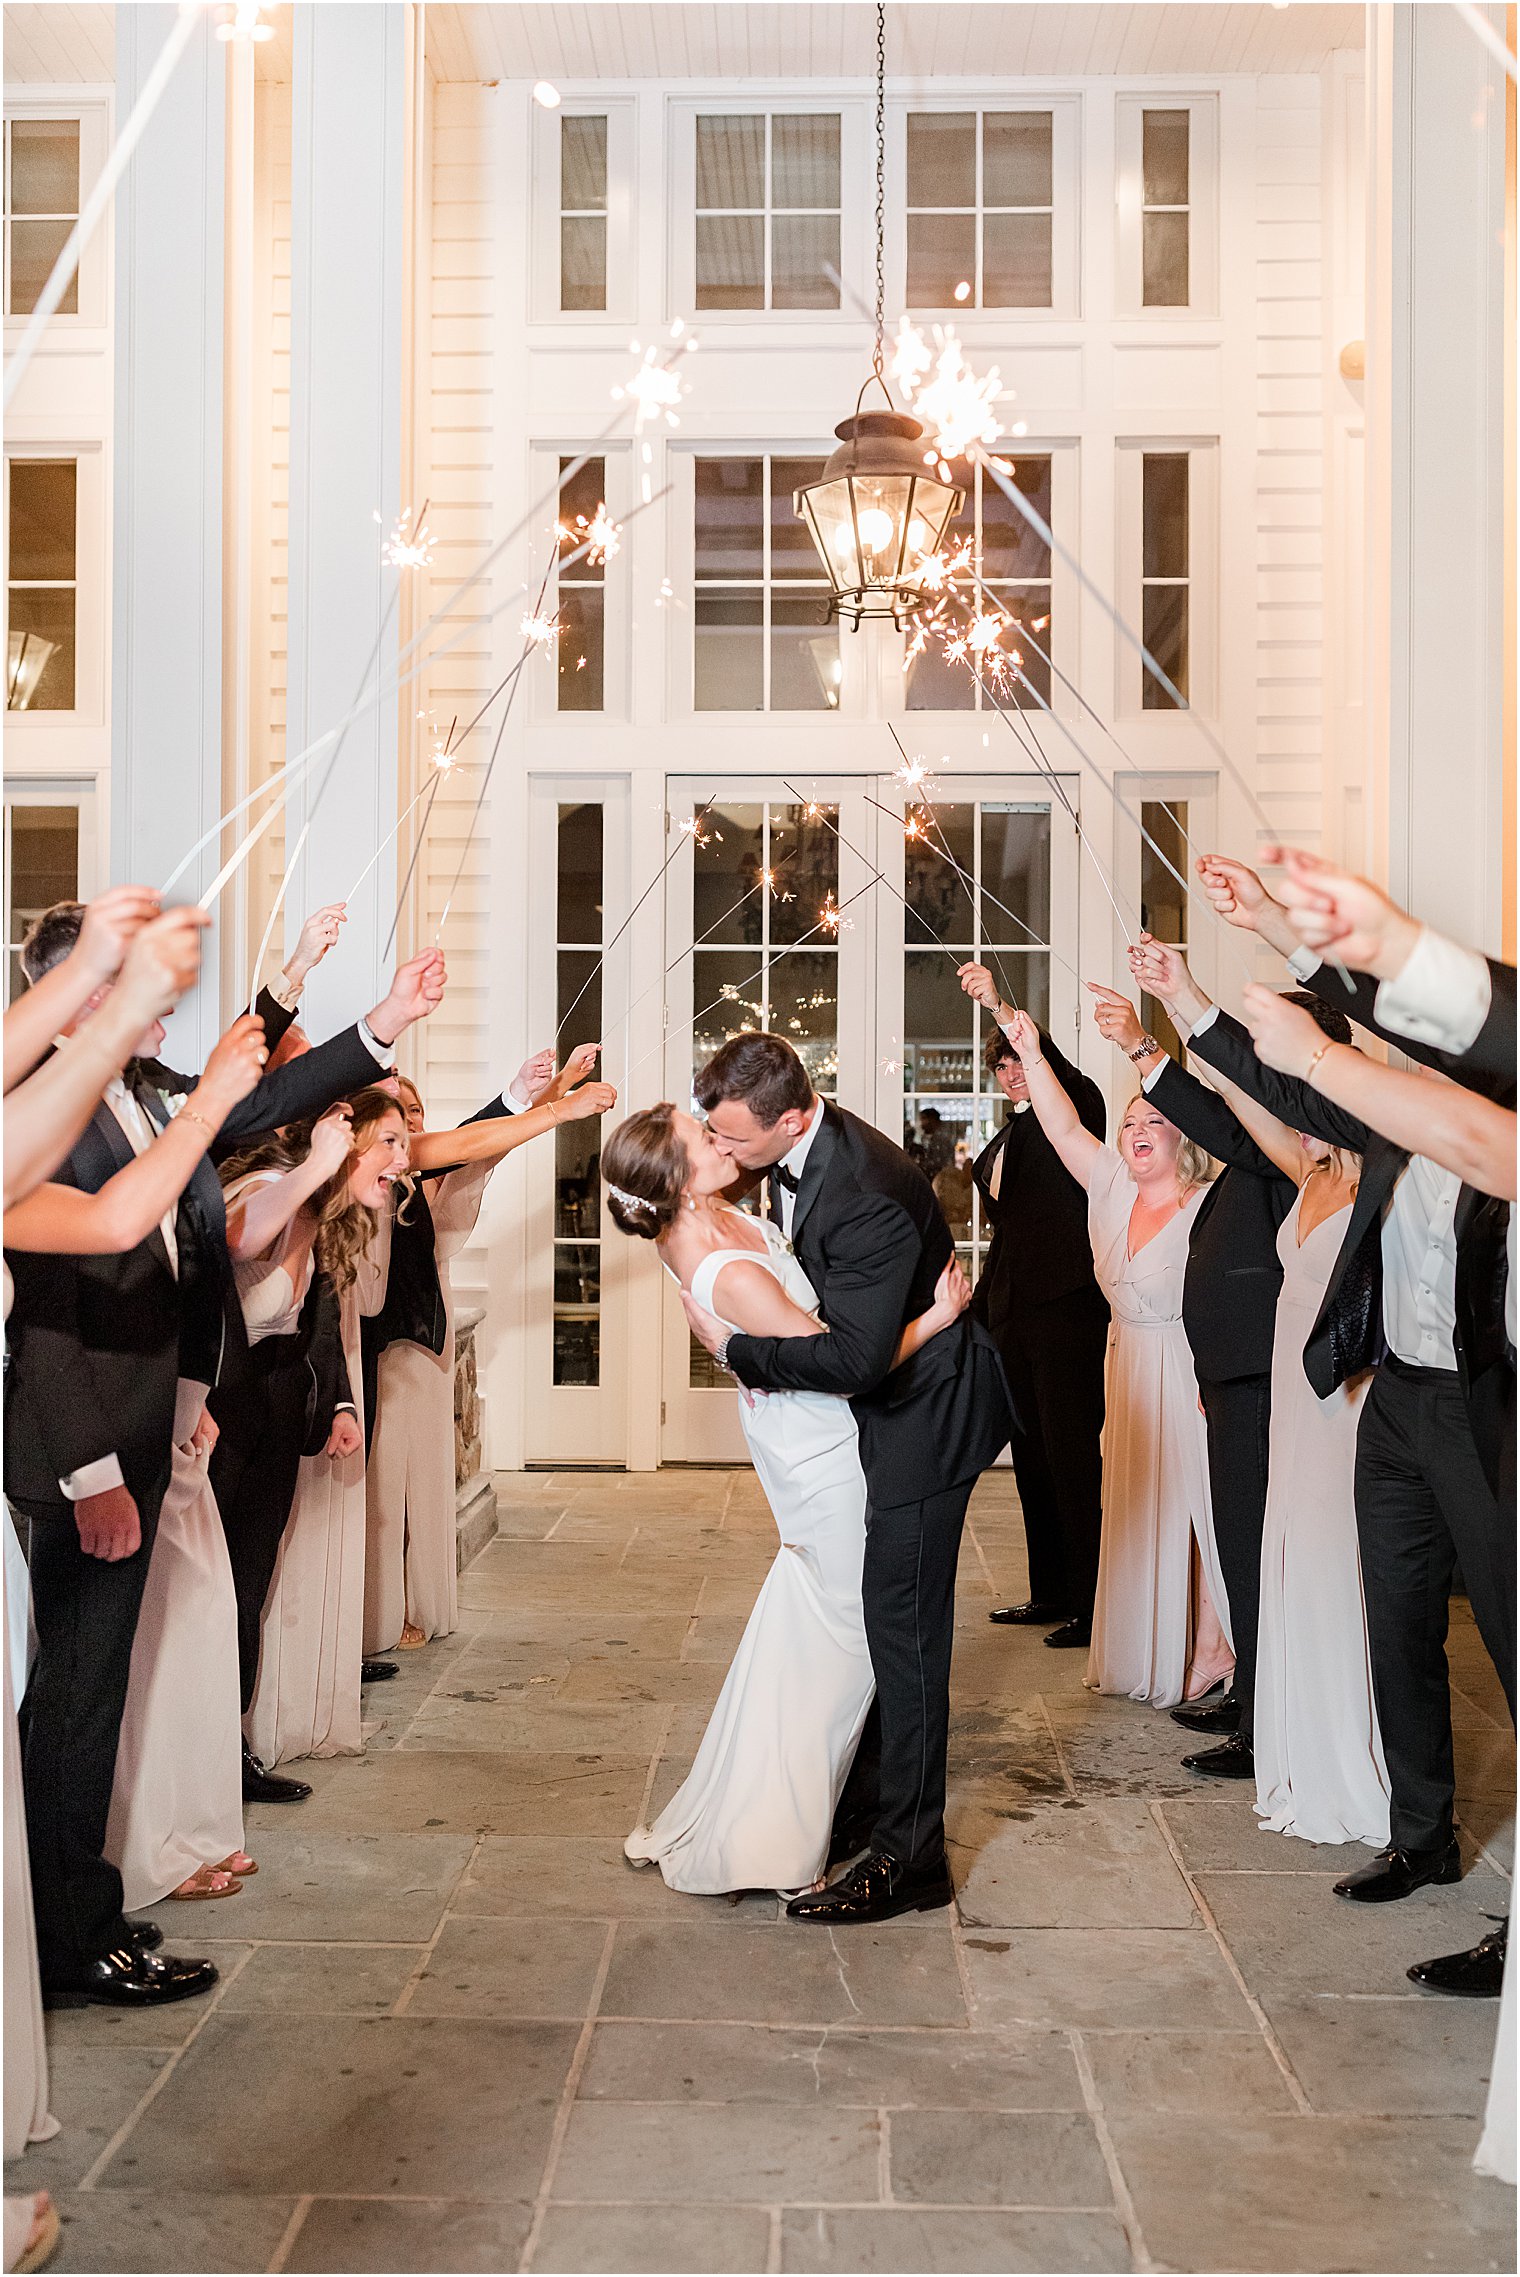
[725,1101,1013,1505]
[4,1010,382,1513]
[1145,1055,1297,1382]
[1187,1003,1511,1487]
[971,1029,1105,1339]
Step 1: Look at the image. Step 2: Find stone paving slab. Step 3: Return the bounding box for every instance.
[1257,1991,1501,2117]
[1196,1865,1513,1998]
[450,1836,780,1922]
[777,2206,1133,2272]
[887,2107,1113,2207]
[533,2203,773,2271]
[954,1799,1198,1929]
[158,1828,474,1942]
[46,2191,296,2274]
[576,2021,1084,2108]
[289,1745,650,1836]
[600,1920,969,2028]
[1076,2028,1296,2115]
[961,1926,1256,2033]
[215,1940,425,2014]
[551,2103,883,2204]
[285,2197,535,2272]
[408,1915,608,2019]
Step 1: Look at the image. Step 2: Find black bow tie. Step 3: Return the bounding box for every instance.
[773,1163,800,1192]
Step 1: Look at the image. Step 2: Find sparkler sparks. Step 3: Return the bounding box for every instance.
[520,610,559,647]
[379,506,434,571]
[889,319,1004,466]
[613,334,692,430]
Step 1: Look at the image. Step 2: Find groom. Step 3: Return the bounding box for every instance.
[684,1033,1012,1924]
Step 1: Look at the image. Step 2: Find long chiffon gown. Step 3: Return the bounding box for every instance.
[625,1216,875,1894]
[245,1234,384,1768]
[104,1426,246,1908]
[1084,1147,1231,1709]
[1253,1192,1391,1849]
[364,1163,492,1653]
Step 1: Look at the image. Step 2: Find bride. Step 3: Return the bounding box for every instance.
[601,1102,970,1898]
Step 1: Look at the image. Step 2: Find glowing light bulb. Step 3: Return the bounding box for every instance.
[533,82,562,108]
[855,506,896,552]
[953,280,971,303]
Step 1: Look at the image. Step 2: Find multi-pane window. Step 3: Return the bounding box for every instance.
[556,455,605,712]
[4,118,79,317]
[901,801,1052,1289]
[906,111,1053,310]
[1141,110,1190,308]
[7,458,76,711]
[560,115,607,312]
[694,456,836,710]
[4,797,79,1001]
[694,114,840,311]
[1138,798,1188,1062]
[906,456,1052,713]
[553,802,604,1386]
[688,797,839,1387]
[1141,453,1188,709]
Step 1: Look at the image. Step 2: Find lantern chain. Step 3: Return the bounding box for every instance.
[872,0,886,378]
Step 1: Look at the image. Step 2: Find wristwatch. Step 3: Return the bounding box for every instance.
[1128,1034,1162,1063]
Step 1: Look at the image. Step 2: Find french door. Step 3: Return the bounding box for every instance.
[659,772,1079,1463]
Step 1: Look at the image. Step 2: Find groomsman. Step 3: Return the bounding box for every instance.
[958,967,1108,1647]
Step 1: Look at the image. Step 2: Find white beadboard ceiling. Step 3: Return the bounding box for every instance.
[4,2,1365,90]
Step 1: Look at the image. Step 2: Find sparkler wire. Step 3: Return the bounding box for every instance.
[554,779,715,1049]
[594,852,798,1060]
[779,783,965,974]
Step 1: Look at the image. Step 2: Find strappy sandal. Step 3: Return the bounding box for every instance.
[11,2192,60,2274]
[168,1865,243,1900]
[395,1622,427,1649]
[217,1852,257,1877]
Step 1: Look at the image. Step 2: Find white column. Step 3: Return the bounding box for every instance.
[111,6,226,1067]
[1365,3,1508,952]
[285,2,406,1035]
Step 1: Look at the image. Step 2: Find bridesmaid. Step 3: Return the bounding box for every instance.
[1002,1009,1232,1709]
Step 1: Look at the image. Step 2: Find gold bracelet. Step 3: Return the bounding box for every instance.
[1304,1041,1337,1084]
[174,1106,218,1140]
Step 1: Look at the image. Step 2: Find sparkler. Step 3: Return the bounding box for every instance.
[595,852,798,1059]
[551,792,718,1050]
[379,504,434,571]
[780,782,965,976]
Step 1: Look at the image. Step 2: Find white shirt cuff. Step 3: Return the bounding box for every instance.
[61,1454,125,1500]
[1374,927,1491,1054]
[1286,945,1322,984]
[503,1087,532,1114]
[357,1018,395,1068]
[1190,1002,1220,1037]
[267,972,301,1012]
[1140,1056,1172,1093]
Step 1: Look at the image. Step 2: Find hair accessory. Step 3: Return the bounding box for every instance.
[606,1181,649,1215]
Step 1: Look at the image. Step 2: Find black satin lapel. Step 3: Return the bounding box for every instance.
[789,1106,839,1245]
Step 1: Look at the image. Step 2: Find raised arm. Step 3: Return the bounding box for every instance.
[409,1079,616,1172]
[2,885,166,1091]
[224,1101,356,1259]
[1001,1007,1105,1189]
[1087,980,1295,1179]
[1242,984,1515,1200]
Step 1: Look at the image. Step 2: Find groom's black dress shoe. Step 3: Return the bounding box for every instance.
[786,1850,953,1926]
[127,1919,163,1953]
[1182,1734,1254,1780]
[1334,1840,1462,1904]
[1408,1920,1507,1997]
[1171,1693,1241,1736]
[825,1815,876,1869]
[361,1658,398,1684]
[1043,1617,1091,1649]
[989,1601,1065,1626]
[46,1946,219,2010]
[242,1741,311,1804]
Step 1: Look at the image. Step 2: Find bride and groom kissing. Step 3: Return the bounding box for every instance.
[601,1031,1012,1925]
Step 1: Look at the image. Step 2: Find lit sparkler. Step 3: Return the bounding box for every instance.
[520,610,559,647]
[613,334,691,430]
[379,505,434,571]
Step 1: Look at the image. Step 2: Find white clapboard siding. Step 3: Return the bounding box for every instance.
[1254,76,1324,847]
[248,74,292,983]
[419,81,495,1145]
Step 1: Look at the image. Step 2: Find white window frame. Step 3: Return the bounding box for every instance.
[527,442,630,724]
[675,444,844,719]
[896,99,1081,320]
[666,97,865,326]
[1115,438,1218,724]
[1113,770,1221,1029]
[2,98,109,338]
[3,775,98,1004]
[4,444,106,733]
[1114,94,1218,320]
[530,96,636,326]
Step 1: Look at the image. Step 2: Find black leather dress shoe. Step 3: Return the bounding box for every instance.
[47,1946,219,2010]
[825,1816,876,1869]
[361,1658,398,1683]
[1334,1840,1463,1903]
[1043,1617,1091,1649]
[1183,1733,1255,1780]
[988,1601,1066,1627]
[1408,1920,1507,1997]
[242,1741,311,1804]
[786,1850,953,1925]
[1171,1694,1241,1736]
[127,1919,163,1953]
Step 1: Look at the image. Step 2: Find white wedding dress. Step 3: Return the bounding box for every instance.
[625,1214,875,1895]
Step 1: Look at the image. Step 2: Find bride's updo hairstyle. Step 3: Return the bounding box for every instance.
[602,1104,689,1239]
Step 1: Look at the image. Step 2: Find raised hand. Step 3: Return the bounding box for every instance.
[1258,846,1419,978]
[560,1080,617,1123]
[1240,982,1336,1078]
[75,885,165,985]
[308,1101,356,1177]
[368,948,447,1043]
[285,901,347,988]
[548,1041,602,1100]
[198,1013,269,1112]
[1004,1007,1043,1064]
[1126,931,1186,1001]
[510,1046,556,1107]
[1086,981,1146,1055]
[1195,855,1273,930]
[115,906,212,1022]
[955,961,1005,1017]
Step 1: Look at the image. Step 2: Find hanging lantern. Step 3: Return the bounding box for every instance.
[794,403,962,629]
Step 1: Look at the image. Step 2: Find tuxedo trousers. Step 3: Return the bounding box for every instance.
[14,1468,168,1991]
[1197,1373,1272,1742]
[210,1338,312,1715]
[835,1480,975,1869]
[993,1289,1108,1617]
[1355,1359,1514,1854]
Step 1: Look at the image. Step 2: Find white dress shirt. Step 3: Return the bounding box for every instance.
[1374,929,1492,1057]
[776,1097,826,1239]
